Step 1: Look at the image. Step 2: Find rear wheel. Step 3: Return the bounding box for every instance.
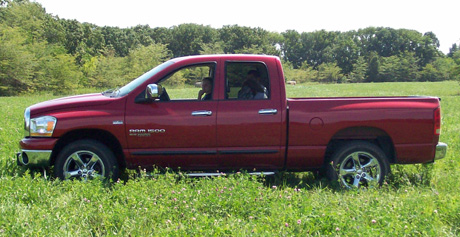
[326,141,390,189]
[54,139,119,181]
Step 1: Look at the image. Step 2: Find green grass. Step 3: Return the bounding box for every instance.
[0,81,459,235]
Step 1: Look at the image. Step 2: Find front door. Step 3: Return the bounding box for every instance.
[125,63,219,170]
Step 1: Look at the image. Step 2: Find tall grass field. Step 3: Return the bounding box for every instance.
[0,81,459,235]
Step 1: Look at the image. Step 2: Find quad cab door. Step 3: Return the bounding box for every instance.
[216,60,284,170]
[125,62,219,170]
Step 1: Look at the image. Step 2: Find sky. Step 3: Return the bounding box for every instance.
[34,0,459,54]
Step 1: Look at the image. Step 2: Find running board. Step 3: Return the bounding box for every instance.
[186,171,276,177]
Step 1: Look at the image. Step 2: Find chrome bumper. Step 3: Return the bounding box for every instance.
[435,142,447,160]
[16,150,52,167]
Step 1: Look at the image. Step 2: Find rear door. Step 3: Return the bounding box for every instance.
[216,60,284,170]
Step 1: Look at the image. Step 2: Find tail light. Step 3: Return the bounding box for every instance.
[434,107,441,135]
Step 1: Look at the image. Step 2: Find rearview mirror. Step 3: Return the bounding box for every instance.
[145,84,163,99]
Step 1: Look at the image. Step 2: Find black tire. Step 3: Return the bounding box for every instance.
[326,141,390,189]
[54,139,119,181]
[312,168,327,180]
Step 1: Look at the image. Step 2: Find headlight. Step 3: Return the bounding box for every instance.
[29,116,57,137]
[24,107,30,137]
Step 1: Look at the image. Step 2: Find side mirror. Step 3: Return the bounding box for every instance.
[145,84,163,100]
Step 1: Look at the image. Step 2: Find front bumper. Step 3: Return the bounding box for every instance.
[17,137,57,167]
[17,150,52,167]
[435,142,447,160]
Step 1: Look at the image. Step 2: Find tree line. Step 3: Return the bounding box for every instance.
[1,0,459,95]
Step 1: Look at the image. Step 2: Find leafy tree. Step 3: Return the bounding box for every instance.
[132,24,154,46]
[1,0,456,95]
[219,25,280,56]
[333,32,359,74]
[348,56,367,83]
[373,27,400,57]
[234,44,266,54]
[61,19,84,55]
[314,63,343,83]
[366,53,380,82]
[81,23,106,55]
[36,52,82,94]
[282,60,315,83]
[419,63,442,82]
[199,42,224,55]
[416,32,441,67]
[447,43,459,58]
[42,14,65,45]
[380,52,418,82]
[169,23,217,57]
[396,52,419,81]
[101,26,131,57]
[89,55,124,89]
[281,30,303,68]
[124,43,170,81]
[80,56,98,86]
[300,30,338,69]
[453,51,460,84]
[430,57,457,81]
[0,24,35,95]
[161,70,186,87]
[379,55,400,82]
[0,0,48,43]
[150,27,171,45]
[452,50,460,61]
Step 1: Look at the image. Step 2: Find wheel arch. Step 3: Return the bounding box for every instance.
[51,129,126,169]
[324,126,396,166]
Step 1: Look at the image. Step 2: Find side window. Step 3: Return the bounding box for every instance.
[225,62,270,100]
[157,63,215,101]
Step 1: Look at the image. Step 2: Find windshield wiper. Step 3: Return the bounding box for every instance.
[102,88,113,96]
[102,87,120,97]
[111,88,121,98]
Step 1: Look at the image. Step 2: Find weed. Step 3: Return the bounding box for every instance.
[1,81,459,235]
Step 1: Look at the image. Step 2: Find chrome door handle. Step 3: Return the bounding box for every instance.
[192,110,213,116]
[258,109,278,115]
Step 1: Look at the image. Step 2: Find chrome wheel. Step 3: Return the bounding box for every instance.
[63,150,106,180]
[326,141,390,189]
[338,151,381,188]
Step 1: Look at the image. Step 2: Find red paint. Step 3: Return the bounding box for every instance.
[19,55,444,171]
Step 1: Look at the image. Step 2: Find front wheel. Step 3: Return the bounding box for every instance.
[326,141,390,189]
[54,139,119,181]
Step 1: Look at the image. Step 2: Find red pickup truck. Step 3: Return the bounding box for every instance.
[17,54,447,188]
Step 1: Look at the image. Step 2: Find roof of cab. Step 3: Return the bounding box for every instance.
[169,54,279,63]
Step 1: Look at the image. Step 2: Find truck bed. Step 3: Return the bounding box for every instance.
[285,96,440,170]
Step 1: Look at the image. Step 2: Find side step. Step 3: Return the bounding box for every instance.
[186,171,276,177]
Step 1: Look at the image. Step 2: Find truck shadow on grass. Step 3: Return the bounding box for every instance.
[262,164,434,191]
[17,163,435,191]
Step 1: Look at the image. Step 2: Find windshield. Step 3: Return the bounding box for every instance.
[111,61,174,97]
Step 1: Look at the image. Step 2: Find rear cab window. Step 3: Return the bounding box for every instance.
[225,62,270,100]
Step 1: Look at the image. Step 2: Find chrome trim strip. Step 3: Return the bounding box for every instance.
[187,173,222,177]
[248,172,275,176]
[186,171,276,177]
[435,142,447,160]
[219,150,278,155]
[131,150,217,156]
